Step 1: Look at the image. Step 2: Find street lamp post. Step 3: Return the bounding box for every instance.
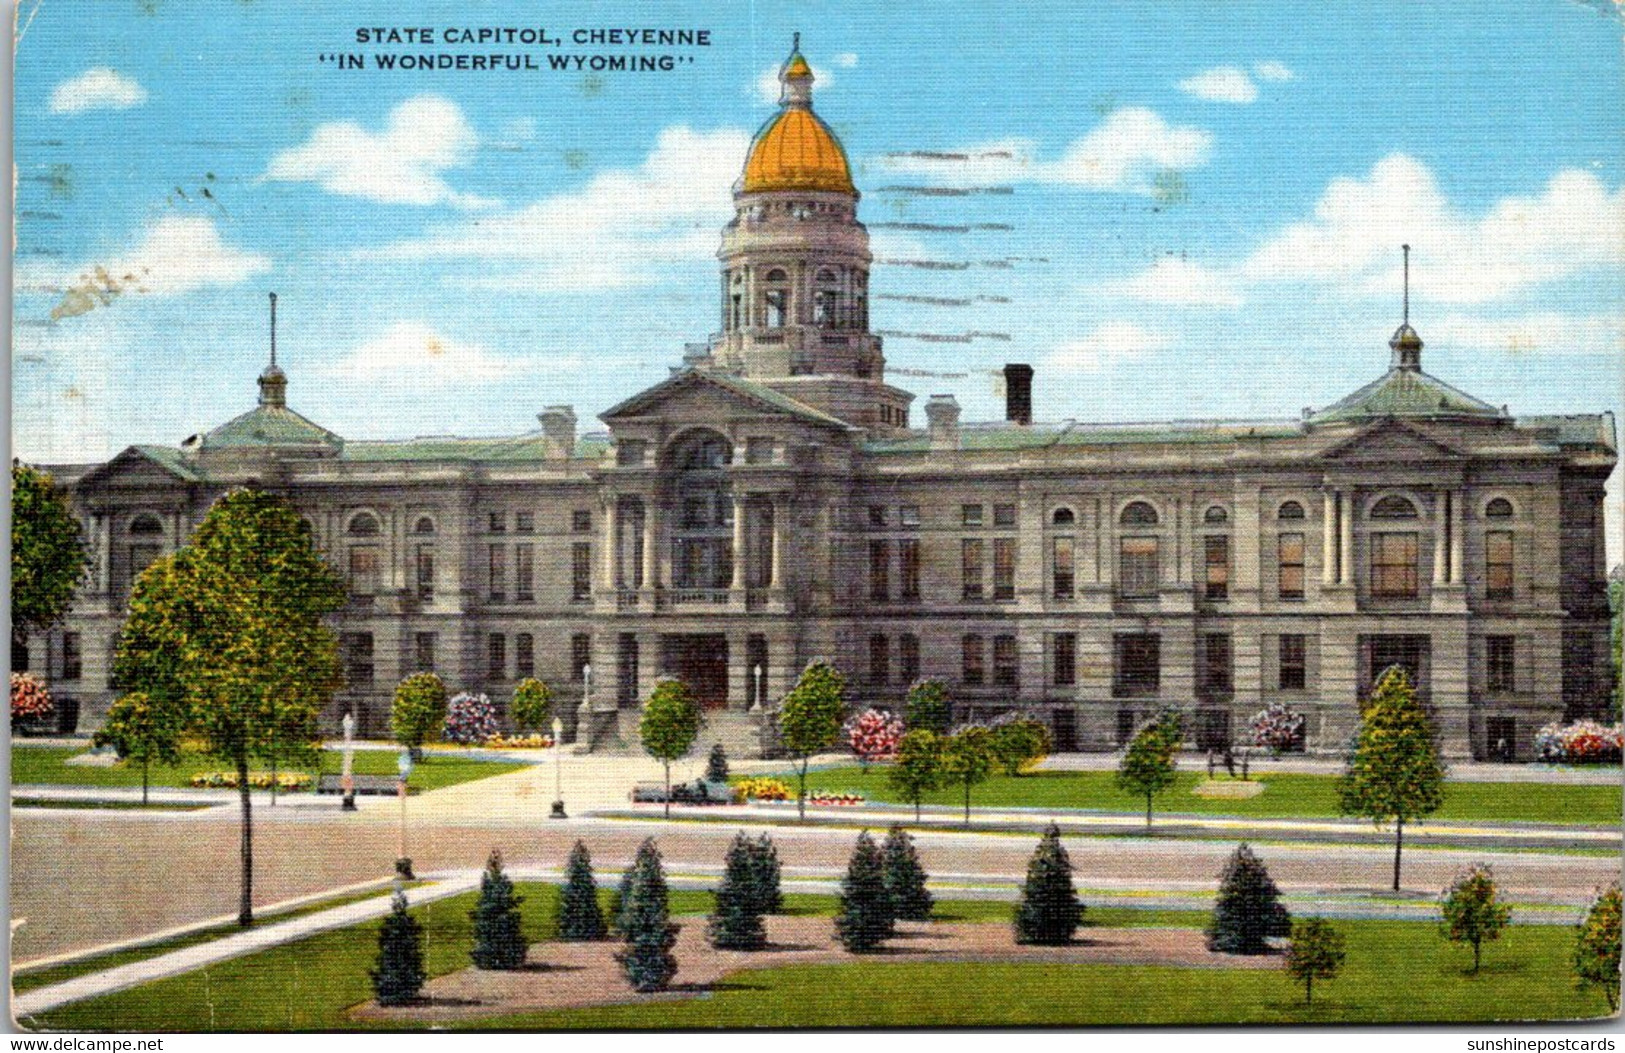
[395,749,414,879]
[749,664,763,713]
[340,711,357,812]
[549,716,568,819]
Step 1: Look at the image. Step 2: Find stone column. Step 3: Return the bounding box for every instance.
[1449,489,1464,584]
[601,498,617,589]
[770,495,786,588]
[730,492,747,590]
[1433,492,1449,585]
[1322,490,1337,585]
[642,501,659,590]
[1339,491,1354,586]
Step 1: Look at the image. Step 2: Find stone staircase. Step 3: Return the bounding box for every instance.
[578,706,769,759]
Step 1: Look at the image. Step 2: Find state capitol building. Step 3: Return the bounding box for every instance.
[27,45,1617,761]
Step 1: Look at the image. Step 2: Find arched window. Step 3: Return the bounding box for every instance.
[763,268,788,328]
[1484,498,1514,519]
[347,511,382,537]
[1277,500,1306,521]
[412,516,435,535]
[814,268,841,327]
[1203,505,1229,525]
[669,430,735,589]
[1120,501,1159,526]
[129,514,163,535]
[1370,495,1419,520]
[1051,507,1076,526]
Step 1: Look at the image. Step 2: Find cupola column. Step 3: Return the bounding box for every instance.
[1322,490,1337,586]
[1433,493,1449,586]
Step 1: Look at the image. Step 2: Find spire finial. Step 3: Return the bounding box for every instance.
[1401,244,1410,325]
[269,291,278,368]
[1388,245,1423,371]
[793,31,800,50]
[258,291,288,407]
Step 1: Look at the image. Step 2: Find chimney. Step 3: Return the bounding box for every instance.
[1003,363,1033,425]
[925,394,961,450]
[537,405,577,459]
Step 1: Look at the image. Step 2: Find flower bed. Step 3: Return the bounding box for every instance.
[190,771,314,791]
[733,776,793,802]
[1534,721,1623,765]
[483,733,554,749]
[807,791,864,806]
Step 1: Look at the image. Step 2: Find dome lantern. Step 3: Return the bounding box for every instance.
[740,35,855,195]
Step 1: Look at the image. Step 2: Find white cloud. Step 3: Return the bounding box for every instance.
[834,52,859,68]
[753,61,834,104]
[1104,257,1243,307]
[367,125,750,291]
[1178,66,1258,104]
[1431,312,1622,357]
[878,109,1211,195]
[1254,60,1295,82]
[325,321,575,385]
[1040,322,1169,373]
[263,95,493,209]
[49,67,147,114]
[1241,153,1625,304]
[11,316,120,462]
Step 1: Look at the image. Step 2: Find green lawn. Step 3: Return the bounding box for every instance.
[9,746,525,794]
[23,883,1612,1030]
[10,797,209,812]
[777,767,1622,826]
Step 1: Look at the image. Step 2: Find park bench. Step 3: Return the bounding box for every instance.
[315,773,400,796]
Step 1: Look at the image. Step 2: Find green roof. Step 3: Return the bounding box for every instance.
[864,419,1304,454]
[600,367,855,431]
[1308,367,1499,424]
[130,445,202,481]
[201,404,343,450]
[339,432,611,463]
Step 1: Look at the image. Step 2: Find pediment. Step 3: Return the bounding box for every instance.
[1319,421,1464,464]
[600,369,850,431]
[78,446,200,489]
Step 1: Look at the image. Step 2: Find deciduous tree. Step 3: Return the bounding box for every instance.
[509,677,553,734]
[391,673,447,759]
[777,659,847,819]
[941,725,994,826]
[10,463,88,652]
[640,677,702,818]
[887,728,945,822]
[1285,917,1346,1006]
[904,677,952,733]
[93,691,189,804]
[1574,883,1621,1011]
[1440,863,1512,974]
[1115,710,1184,830]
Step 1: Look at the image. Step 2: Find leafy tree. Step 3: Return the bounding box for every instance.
[1207,842,1292,954]
[988,716,1051,776]
[746,833,784,915]
[777,659,848,819]
[707,833,768,950]
[10,464,88,652]
[1574,883,1621,1011]
[888,729,945,822]
[882,824,934,922]
[1337,666,1446,891]
[93,691,189,804]
[113,488,343,927]
[1440,863,1512,974]
[904,678,952,733]
[640,677,702,818]
[1285,917,1346,1006]
[705,742,730,783]
[557,840,608,941]
[615,838,679,992]
[1116,710,1184,830]
[1014,822,1083,945]
[834,831,894,952]
[941,725,995,826]
[469,850,527,970]
[509,677,553,733]
[392,673,448,759]
[371,889,427,1007]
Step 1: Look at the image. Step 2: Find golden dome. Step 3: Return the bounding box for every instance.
[741,40,854,194]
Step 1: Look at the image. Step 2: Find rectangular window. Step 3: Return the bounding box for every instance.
[1204,535,1230,601]
[868,505,887,528]
[488,511,506,534]
[488,634,506,680]
[745,437,774,464]
[618,634,639,706]
[962,503,983,528]
[1368,635,1426,692]
[1113,633,1160,698]
[900,633,921,683]
[515,511,534,533]
[61,632,81,681]
[414,632,437,673]
[1052,536,1075,599]
[571,633,591,680]
[961,539,985,600]
[1053,632,1076,687]
[617,440,648,467]
[993,635,1018,687]
[869,634,890,684]
[898,539,921,602]
[342,632,374,686]
[962,634,985,686]
[993,538,1016,601]
[1118,537,1159,599]
[347,545,381,596]
[1487,635,1516,693]
[899,504,921,528]
[1203,632,1233,695]
[869,539,890,602]
[1278,532,1306,601]
[571,542,591,601]
[1485,531,1514,600]
[1279,634,1307,690]
[415,544,435,601]
[514,544,535,601]
[488,544,507,601]
[993,503,1017,528]
[516,633,535,679]
[571,510,593,533]
[1370,532,1420,598]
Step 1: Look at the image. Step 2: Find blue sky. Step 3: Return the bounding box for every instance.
[12,0,1622,552]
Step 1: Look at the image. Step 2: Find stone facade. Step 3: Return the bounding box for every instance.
[22,47,1617,760]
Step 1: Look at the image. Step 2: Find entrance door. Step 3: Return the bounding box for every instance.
[661,634,730,709]
[1051,708,1077,752]
[1194,708,1232,751]
[1486,716,1516,762]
